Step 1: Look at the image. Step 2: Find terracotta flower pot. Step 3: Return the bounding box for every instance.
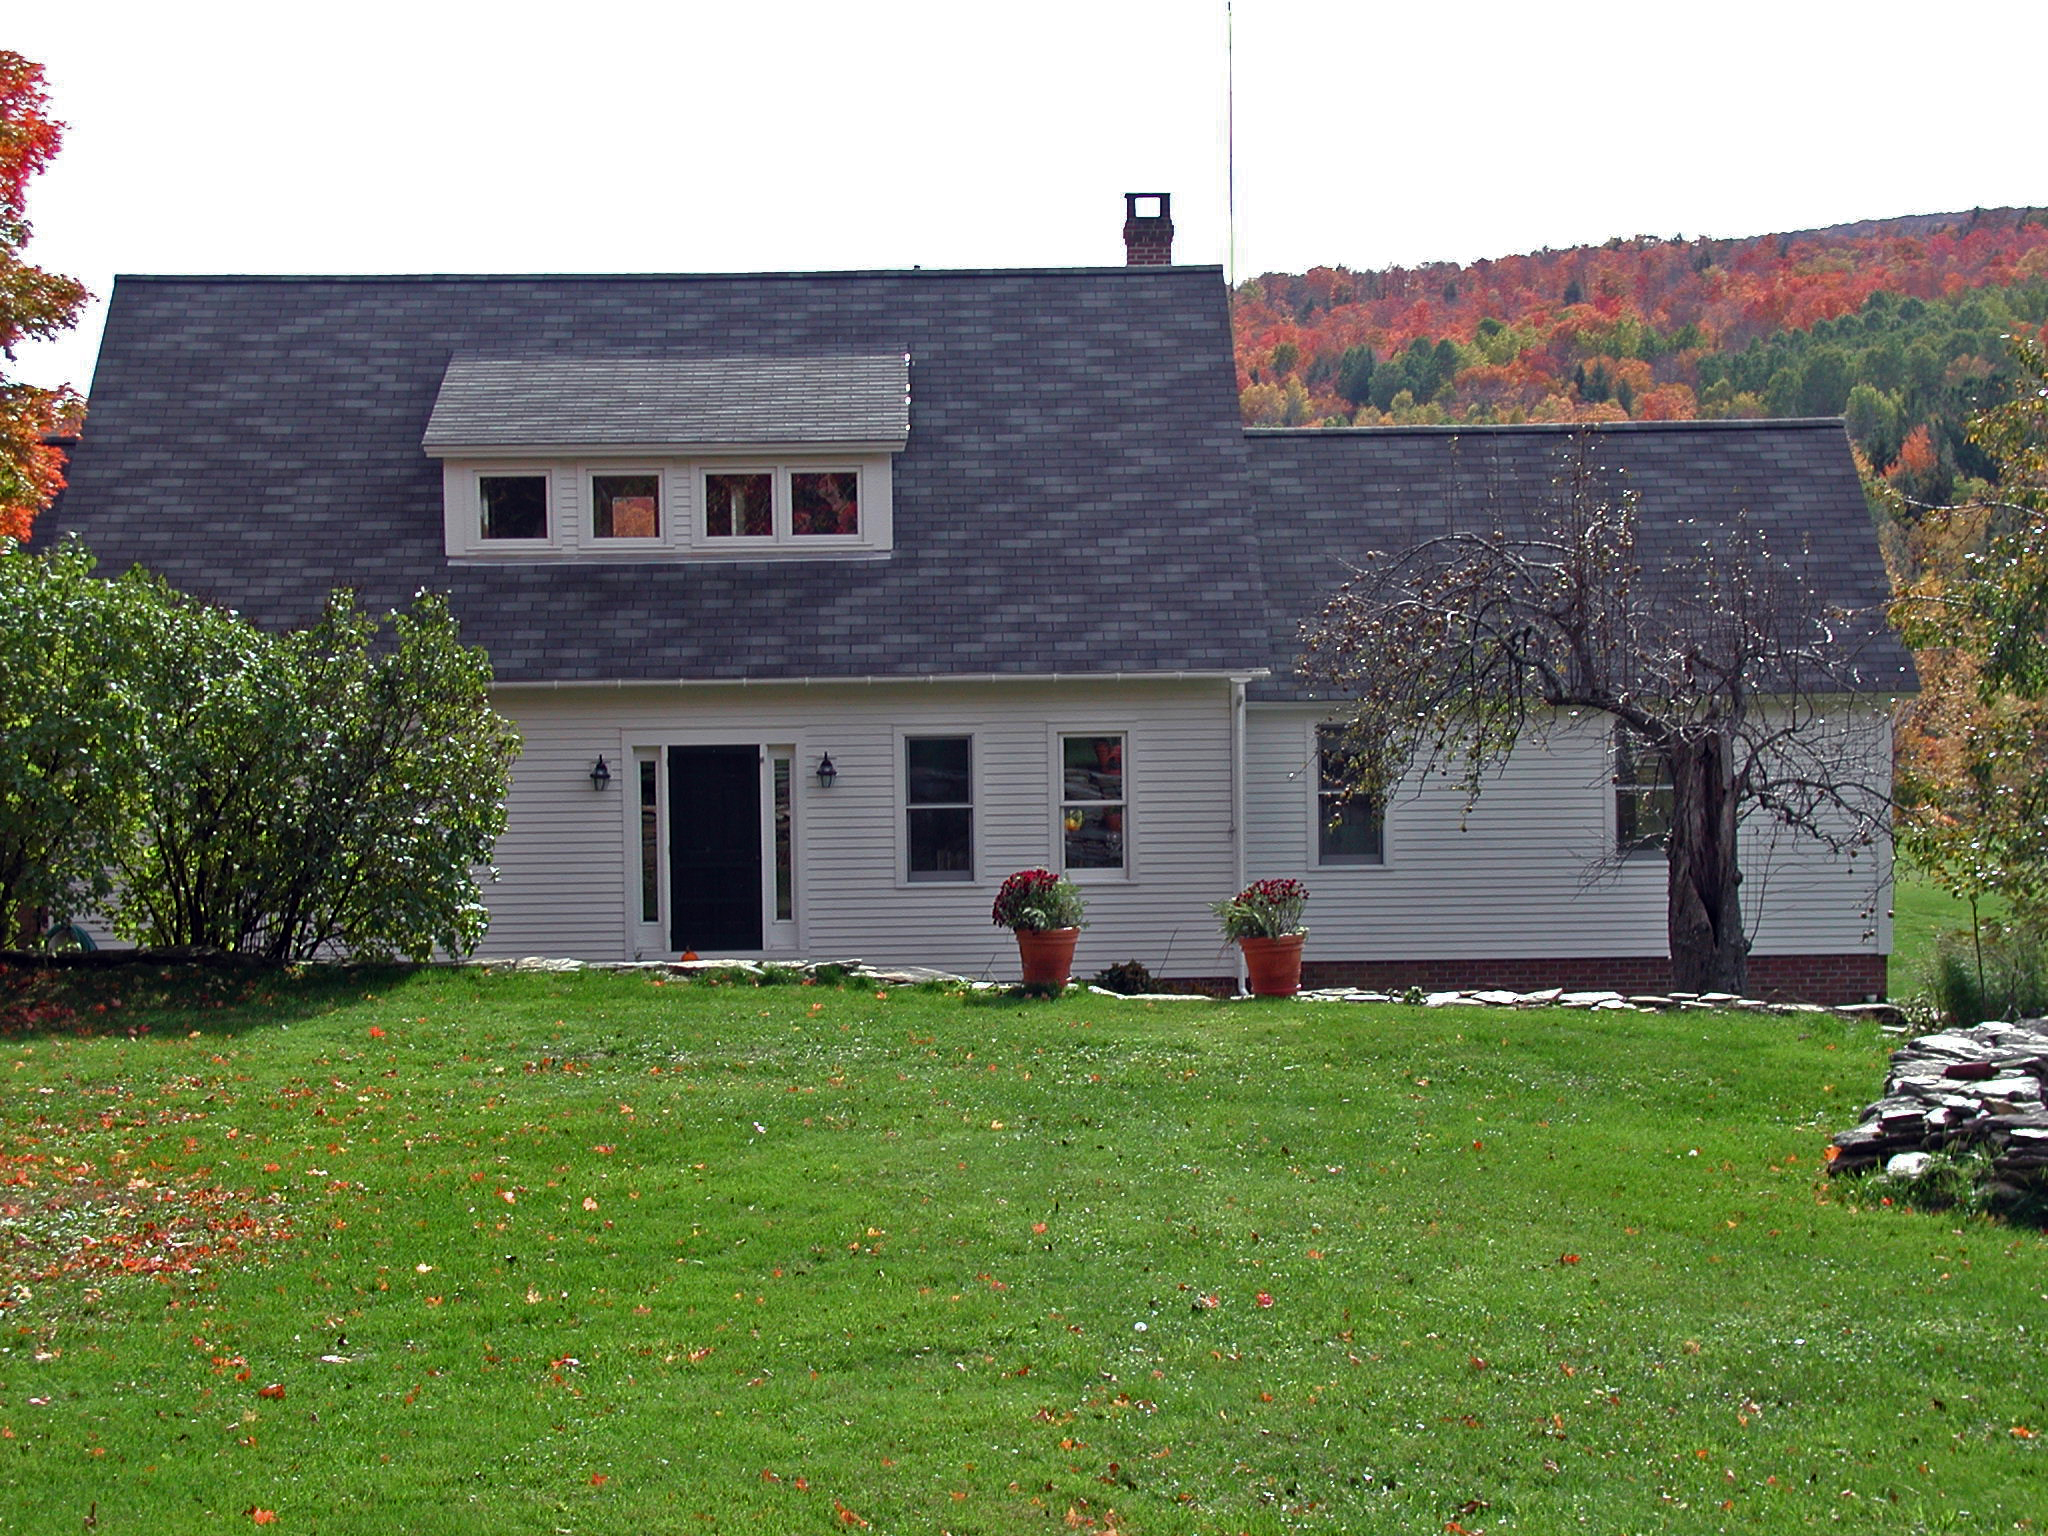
[1015,926,1080,992]
[1238,933,1304,997]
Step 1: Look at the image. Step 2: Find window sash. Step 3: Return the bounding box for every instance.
[704,471,774,539]
[638,758,660,923]
[479,473,548,540]
[1615,729,1675,854]
[791,470,860,537]
[1315,727,1384,865]
[772,756,794,922]
[592,472,661,539]
[1060,734,1126,872]
[905,736,973,882]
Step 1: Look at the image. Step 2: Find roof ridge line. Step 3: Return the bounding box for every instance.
[110,265,1228,286]
[1246,418,1848,438]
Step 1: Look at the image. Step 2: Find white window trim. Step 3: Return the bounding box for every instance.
[440,451,894,562]
[896,726,981,888]
[1310,721,1389,870]
[1053,727,1134,882]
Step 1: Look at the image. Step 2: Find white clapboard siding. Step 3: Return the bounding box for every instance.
[483,678,1243,977]
[1245,705,1891,963]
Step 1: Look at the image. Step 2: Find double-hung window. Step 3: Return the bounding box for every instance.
[905,736,973,882]
[1315,725,1385,865]
[1060,734,1126,873]
[1614,726,1675,855]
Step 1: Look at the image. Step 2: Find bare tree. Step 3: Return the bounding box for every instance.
[1299,433,1895,994]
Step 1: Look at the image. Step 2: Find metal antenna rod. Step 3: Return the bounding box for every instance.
[1226,0,1237,288]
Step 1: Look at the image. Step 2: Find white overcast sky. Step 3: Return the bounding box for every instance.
[9,0,2044,393]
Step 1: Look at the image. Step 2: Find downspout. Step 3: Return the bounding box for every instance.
[1231,678,1248,995]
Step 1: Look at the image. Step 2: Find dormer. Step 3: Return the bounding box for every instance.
[423,353,910,561]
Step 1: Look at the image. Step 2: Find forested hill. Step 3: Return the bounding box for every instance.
[1233,206,2048,504]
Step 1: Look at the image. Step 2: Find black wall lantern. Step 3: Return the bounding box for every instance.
[815,752,838,788]
[589,754,613,790]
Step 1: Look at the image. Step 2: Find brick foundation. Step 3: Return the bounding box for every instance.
[1266,953,1889,1006]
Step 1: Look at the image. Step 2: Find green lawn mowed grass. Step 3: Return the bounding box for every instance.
[0,967,2040,1534]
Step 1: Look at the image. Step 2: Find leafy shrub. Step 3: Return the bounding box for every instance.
[0,542,518,962]
[1926,920,2048,1025]
[0,540,152,926]
[1092,959,1157,995]
[107,589,519,962]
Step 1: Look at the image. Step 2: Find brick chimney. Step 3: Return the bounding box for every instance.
[1123,193,1173,266]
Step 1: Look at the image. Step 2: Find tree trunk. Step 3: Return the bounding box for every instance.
[1665,731,1747,994]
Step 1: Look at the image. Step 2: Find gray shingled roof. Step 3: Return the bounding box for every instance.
[422,353,911,451]
[46,270,1909,701]
[48,267,1263,683]
[1243,420,1916,701]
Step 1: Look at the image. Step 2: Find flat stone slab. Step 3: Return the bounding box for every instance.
[457,955,1906,1021]
[1834,1018,2048,1178]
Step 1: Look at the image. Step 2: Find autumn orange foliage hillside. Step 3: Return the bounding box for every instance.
[1233,208,2048,446]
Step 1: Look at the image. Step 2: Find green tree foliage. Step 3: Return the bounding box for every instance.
[1700,284,2048,482]
[1843,383,1904,469]
[0,540,146,929]
[1893,338,2048,921]
[1335,345,1375,406]
[1956,337,2048,691]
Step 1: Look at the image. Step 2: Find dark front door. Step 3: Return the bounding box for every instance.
[668,746,762,952]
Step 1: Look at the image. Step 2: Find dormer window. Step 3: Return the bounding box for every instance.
[480,474,548,540]
[424,353,908,562]
[793,471,859,537]
[592,473,660,539]
[706,472,772,539]
[702,468,863,543]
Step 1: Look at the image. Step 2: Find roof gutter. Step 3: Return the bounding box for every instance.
[494,670,1270,692]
